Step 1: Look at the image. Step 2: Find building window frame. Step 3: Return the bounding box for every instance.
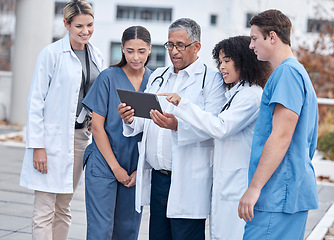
[246,13,255,28]
[116,5,172,22]
[210,14,217,26]
[307,19,334,33]
[110,42,166,71]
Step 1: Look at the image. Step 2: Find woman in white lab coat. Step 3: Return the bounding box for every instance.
[19,1,103,239]
[161,36,272,240]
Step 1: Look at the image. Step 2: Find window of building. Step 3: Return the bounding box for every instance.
[110,42,166,71]
[210,14,217,26]
[246,13,255,28]
[116,6,172,22]
[0,35,12,71]
[55,2,66,15]
[147,46,166,70]
[0,0,15,71]
[110,43,123,65]
[0,0,15,13]
[307,19,334,33]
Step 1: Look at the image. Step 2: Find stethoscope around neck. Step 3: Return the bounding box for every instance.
[151,66,170,91]
[150,64,207,93]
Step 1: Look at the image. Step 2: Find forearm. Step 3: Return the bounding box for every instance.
[175,75,225,145]
[175,98,222,138]
[176,97,258,140]
[238,104,298,222]
[250,104,298,190]
[249,131,291,190]
[91,126,120,171]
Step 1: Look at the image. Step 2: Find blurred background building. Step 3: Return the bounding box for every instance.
[0,0,334,126]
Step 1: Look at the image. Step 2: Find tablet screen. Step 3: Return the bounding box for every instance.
[117,89,163,119]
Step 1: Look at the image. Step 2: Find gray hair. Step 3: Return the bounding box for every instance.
[168,18,201,42]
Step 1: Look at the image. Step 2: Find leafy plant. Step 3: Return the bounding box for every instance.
[295,18,334,160]
[318,131,334,160]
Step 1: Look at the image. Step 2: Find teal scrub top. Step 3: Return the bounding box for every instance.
[249,58,319,213]
[83,66,152,175]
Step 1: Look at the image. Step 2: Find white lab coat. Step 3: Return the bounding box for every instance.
[20,34,103,193]
[174,82,262,239]
[123,59,225,218]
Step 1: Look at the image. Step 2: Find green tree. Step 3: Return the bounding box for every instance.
[295,19,334,159]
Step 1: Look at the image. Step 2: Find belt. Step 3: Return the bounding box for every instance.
[157,169,172,177]
[75,121,87,129]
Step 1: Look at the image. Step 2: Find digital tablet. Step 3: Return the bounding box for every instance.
[117,89,163,119]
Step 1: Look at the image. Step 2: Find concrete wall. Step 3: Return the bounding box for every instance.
[0,71,12,121]
[9,0,55,126]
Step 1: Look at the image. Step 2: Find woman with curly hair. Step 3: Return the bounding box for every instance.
[160,36,272,239]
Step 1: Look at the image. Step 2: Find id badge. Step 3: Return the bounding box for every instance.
[77,107,88,123]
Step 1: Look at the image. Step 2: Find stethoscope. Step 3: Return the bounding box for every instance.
[150,66,170,92]
[220,83,241,112]
[150,64,207,93]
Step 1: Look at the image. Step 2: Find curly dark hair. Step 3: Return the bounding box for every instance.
[212,36,272,89]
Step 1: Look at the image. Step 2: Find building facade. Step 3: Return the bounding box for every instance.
[0,0,333,122]
[51,0,334,69]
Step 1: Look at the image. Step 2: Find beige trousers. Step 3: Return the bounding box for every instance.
[32,128,91,240]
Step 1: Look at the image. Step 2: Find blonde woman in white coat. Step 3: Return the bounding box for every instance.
[19,1,103,239]
[160,36,272,240]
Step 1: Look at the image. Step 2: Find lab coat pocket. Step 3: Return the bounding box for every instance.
[219,168,248,201]
[44,124,62,156]
[191,146,213,179]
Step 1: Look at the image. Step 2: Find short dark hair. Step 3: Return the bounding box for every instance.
[212,36,272,88]
[111,26,151,68]
[249,9,292,46]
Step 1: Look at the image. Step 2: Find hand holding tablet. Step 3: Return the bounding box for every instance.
[117,89,163,119]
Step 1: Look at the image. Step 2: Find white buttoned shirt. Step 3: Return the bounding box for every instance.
[145,70,187,171]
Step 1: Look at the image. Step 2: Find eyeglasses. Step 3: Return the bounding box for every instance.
[163,41,197,51]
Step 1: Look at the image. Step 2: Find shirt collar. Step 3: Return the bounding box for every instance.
[170,57,203,77]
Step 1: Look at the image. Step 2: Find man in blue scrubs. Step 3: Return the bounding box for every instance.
[238,9,319,240]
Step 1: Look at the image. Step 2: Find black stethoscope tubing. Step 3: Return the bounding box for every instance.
[150,64,207,91]
[151,66,170,89]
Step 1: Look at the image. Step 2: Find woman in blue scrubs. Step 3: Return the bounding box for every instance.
[82,26,152,240]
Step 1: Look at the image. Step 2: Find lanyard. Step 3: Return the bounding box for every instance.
[82,45,90,98]
[72,44,91,98]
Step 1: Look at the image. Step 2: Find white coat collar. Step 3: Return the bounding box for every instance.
[62,34,103,72]
[224,81,243,99]
[62,33,93,53]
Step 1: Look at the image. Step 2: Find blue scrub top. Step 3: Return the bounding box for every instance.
[82,66,152,176]
[249,58,319,213]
